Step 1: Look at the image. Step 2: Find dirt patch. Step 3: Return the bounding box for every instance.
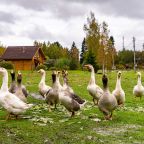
[93,124,142,136]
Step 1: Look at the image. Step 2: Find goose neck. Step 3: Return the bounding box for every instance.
[63,77,68,86]
[116,77,121,89]
[1,71,8,92]
[40,73,46,84]
[137,76,142,85]
[89,68,95,84]
[56,76,63,90]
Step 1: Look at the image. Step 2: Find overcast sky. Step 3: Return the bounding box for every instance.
[0,0,144,51]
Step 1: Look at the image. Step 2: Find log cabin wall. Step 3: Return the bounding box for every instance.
[11,60,33,70]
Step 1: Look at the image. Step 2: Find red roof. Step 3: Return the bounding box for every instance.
[1,46,45,60]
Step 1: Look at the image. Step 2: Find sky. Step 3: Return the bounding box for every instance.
[0,0,144,51]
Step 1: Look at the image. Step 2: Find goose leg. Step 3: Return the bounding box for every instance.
[6,113,11,120]
[15,115,19,119]
[54,103,57,110]
[71,112,75,117]
[109,112,113,120]
[93,98,97,105]
[48,103,51,112]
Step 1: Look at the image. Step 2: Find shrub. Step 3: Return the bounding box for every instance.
[115,64,125,70]
[69,59,79,70]
[36,64,47,70]
[44,59,56,69]
[0,61,14,69]
[55,58,70,70]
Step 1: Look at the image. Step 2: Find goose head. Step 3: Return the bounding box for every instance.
[102,74,108,89]
[137,72,141,78]
[17,70,22,84]
[117,71,122,79]
[10,70,15,81]
[38,69,45,75]
[52,71,57,83]
[83,64,93,70]
[56,71,61,78]
[0,67,7,75]
[62,70,68,77]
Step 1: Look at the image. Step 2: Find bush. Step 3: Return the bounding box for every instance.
[0,61,14,69]
[36,64,47,70]
[44,59,56,69]
[115,64,125,70]
[55,58,70,70]
[69,59,79,70]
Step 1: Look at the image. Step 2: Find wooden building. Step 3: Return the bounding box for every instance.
[1,46,46,70]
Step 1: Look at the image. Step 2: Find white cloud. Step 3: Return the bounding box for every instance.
[0,0,144,51]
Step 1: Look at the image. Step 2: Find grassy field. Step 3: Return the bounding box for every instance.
[0,70,144,144]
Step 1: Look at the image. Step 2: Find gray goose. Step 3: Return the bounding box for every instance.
[44,71,59,112]
[62,70,86,105]
[98,74,117,120]
[14,71,27,102]
[9,70,17,93]
[58,71,85,117]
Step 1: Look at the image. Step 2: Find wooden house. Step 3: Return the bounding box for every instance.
[1,46,46,70]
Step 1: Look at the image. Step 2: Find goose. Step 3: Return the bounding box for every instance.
[44,71,59,112]
[0,67,33,120]
[133,72,144,99]
[18,71,28,97]
[38,69,51,98]
[62,70,74,93]
[112,71,125,105]
[14,71,27,102]
[84,64,103,105]
[98,74,117,120]
[57,71,85,117]
[62,70,86,104]
[9,70,17,93]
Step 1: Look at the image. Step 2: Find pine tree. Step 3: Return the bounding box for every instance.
[85,50,99,73]
[80,38,87,64]
[69,42,79,70]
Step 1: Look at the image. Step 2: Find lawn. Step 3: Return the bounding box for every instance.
[0,70,144,144]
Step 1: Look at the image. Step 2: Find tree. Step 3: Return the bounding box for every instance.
[69,42,79,70]
[80,38,87,64]
[108,36,117,69]
[85,50,99,73]
[0,42,6,56]
[97,21,110,73]
[84,12,100,57]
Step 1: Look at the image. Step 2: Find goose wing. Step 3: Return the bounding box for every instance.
[21,85,29,97]
[3,92,30,110]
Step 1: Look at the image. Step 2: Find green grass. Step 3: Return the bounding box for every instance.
[0,70,144,144]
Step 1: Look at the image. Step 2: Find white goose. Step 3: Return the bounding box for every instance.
[84,64,103,105]
[112,71,125,105]
[98,74,117,120]
[133,72,144,99]
[38,69,51,98]
[0,67,33,120]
